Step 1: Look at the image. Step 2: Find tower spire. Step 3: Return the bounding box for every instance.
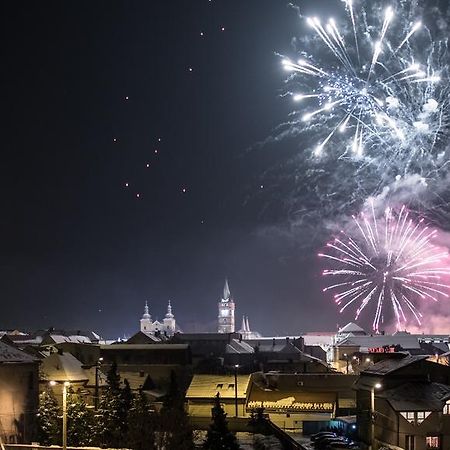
[142,301,151,319]
[245,316,251,333]
[166,300,174,318]
[240,315,247,333]
[223,278,231,301]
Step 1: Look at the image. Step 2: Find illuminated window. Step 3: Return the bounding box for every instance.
[220,309,229,317]
[443,400,450,414]
[426,436,440,449]
[400,412,432,425]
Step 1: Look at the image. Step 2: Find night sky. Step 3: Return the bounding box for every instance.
[1,0,348,338]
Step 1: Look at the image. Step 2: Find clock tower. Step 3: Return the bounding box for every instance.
[218,278,235,333]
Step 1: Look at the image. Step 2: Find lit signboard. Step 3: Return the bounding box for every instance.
[368,346,396,353]
[248,397,334,413]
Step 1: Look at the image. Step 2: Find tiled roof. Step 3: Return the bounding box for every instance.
[362,355,429,376]
[380,382,450,411]
[0,341,38,363]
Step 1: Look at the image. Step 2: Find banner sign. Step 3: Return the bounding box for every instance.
[248,397,334,413]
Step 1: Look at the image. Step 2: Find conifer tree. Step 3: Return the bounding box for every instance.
[127,390,156,450]
[66,390,95,447]
[158,370,195,450]
[203,393,240,450]
[36,390,61,445]
[94,362,125,448]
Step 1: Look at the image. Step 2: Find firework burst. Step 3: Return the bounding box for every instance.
[319,203,450,331]
[283,0,449,166]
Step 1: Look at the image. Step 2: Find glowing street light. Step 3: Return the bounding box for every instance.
[49,380,70,450]
[370,382,382,450]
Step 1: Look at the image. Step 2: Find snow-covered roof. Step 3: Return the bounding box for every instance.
[186,374,251,399]
[40,352,89,383]
[338,323,367,334]
[0,341,38,363]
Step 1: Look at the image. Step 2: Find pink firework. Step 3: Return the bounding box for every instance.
[319,204,450,331]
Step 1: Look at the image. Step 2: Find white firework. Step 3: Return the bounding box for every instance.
[282,0,449,178]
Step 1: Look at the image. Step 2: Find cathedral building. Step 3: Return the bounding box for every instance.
[140,300,177,336]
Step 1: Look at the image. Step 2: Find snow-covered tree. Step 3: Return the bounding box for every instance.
[94,362,126,448]
[67,390,95,447]
[127,390,156,450]
[203,393,240,450]
[36,390,61,445]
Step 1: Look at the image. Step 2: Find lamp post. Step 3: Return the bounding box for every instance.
[49,380,70,450]
[370,382,382,450]
[234,364,239,417]
[94,357,103,410]
[343,353,349,374]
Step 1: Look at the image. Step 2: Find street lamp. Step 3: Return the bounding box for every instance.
[370,382,382,450]
[95,357,103,410]
[49,380,70,450]
[343,353,349,374]
[234,364,239,417]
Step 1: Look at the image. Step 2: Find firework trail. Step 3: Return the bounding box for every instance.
[319,202,450,331]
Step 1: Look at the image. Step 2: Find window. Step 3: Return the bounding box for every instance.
[405,435,415,450]
[426,436,440,449]
[216,384,223,389]
[400,412,431,425]
[220,309,230,317]
[228,384,234,390]
[443,400,450,414]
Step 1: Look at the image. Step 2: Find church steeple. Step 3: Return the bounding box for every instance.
[142,301,151,320]
[163,300,176,335]
[165,300,174,318]
[218,278,235,333]
[140,301,152,333]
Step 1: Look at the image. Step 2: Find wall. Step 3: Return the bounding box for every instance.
[0,363,39,443]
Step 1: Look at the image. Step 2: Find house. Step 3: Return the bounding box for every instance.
[0,341,39,443]
[246,372,358,433]
[355,354,450,450]
[186,374,251,418]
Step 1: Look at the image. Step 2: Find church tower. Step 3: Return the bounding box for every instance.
[163,300,176,336]
[140,301,152,333]
[218,279,235,333]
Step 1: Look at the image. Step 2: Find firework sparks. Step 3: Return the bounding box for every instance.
[282,1,449,174]
[319,203,450,331]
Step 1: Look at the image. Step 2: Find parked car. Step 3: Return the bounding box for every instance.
[311,432,337,442]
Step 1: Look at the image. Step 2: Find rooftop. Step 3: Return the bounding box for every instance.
[362,355,429,376]
[380,382,450,411]
[186,374,251,399]
[0,341,38,363]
